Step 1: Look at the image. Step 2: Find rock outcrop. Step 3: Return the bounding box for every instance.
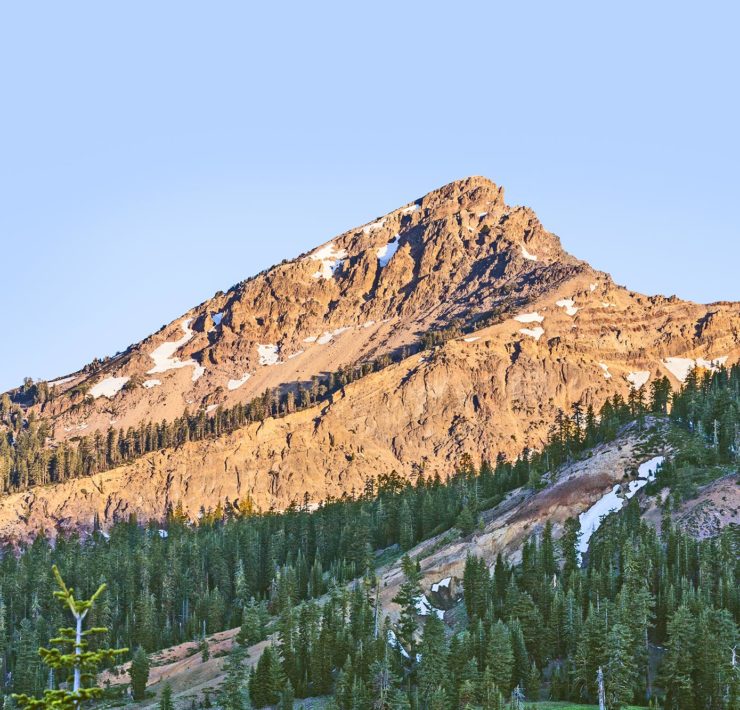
[2,176,739,540]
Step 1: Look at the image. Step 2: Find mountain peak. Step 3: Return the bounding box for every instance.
[1,178,738,539]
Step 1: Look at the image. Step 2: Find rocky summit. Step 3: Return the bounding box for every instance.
[2,176,739,540]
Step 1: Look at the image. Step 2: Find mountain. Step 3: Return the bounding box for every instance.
[2,175,739,541]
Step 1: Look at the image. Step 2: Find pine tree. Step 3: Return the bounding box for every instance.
[417,615,448,703]
[250,646,283,708]
[661,605,695,710]
[159,683,174,710]
[392,555,422,660]
[525,661,540,702]
[219,648,251,710]
[604,623,637,710]
[485,621,513,694]
[479,666,504,710]
[12,565,126,710]
[130,647,151,701]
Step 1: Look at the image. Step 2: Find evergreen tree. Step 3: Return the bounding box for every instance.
[219,648,251,710]
[130,647,151,701]
[392,556,422,660]
[525,661,540,702]
[159,683,174,710]
[604,623,637,710]
[417,615,448,704]
[485,621,513,694]
[661,605,695,710]
[12,565,126,710]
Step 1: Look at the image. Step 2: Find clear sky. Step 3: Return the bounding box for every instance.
[1,1,738,392]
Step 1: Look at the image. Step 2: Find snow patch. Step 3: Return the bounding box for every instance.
[206,404,219,414]
[520,327,545,341]
[463,336,480,342]
[578,456,664,561]
[626,371,650,389]
[227,373,251,390]
[521,244,538,261]
[362,320,376,329]
[362,218,386,234]
[148,319,204,382]
[287,350,304,360]
[317,327,351,345]
[257,344,280,366]
[590,283,597,292]
[514,312,544,324]
[696,355,727,370]
[387,629,410,659]
[599,363,612,380]
[556,298,579,316]
[663,357,695,383]
[158,529,168,539]
[478,211,488,218]
[431,577,451,593]
[664,355,727,382]
[401,204,420,214]
[211,312,223,328]
[577,485,624,559]
[48,375,76,388]
[303,335,318,343]
[89,376,129,399]
[309,242,348,280]
[415,595,445,619]
[143,379,161,389]
[377,236,400,267]
[601,302,616,308]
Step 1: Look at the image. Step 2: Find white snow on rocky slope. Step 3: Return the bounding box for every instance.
[663,357,695,383]
[556,298,579,316]
[387,630,410,659]
[431,577,451,593]
[257,344,280,366]
[514,312,544,324]
[664,355,728,382]
[626,371,650,389]
[521,244,538,261]
[362,218,386,234]
[520,326,545,341]
[309,242,348,280]
[147,319,204,382]
[599,363,612,379]
[463,336,480,342]
[227,373,251,390]
[316,327,351,345]
[48,375,77,388]
[377,237,400,267]
[696,355,727,370]
[142,379,161,389]
[89,376,130,399]
[415,594,445,620]
[401,204,420,214]
[578,456,664,560]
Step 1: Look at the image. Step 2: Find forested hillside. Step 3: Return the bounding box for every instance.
[0,366,737,709]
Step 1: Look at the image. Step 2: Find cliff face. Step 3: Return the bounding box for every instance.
[3,176,739,540]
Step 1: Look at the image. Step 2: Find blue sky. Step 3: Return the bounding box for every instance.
[1,2,738,392]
